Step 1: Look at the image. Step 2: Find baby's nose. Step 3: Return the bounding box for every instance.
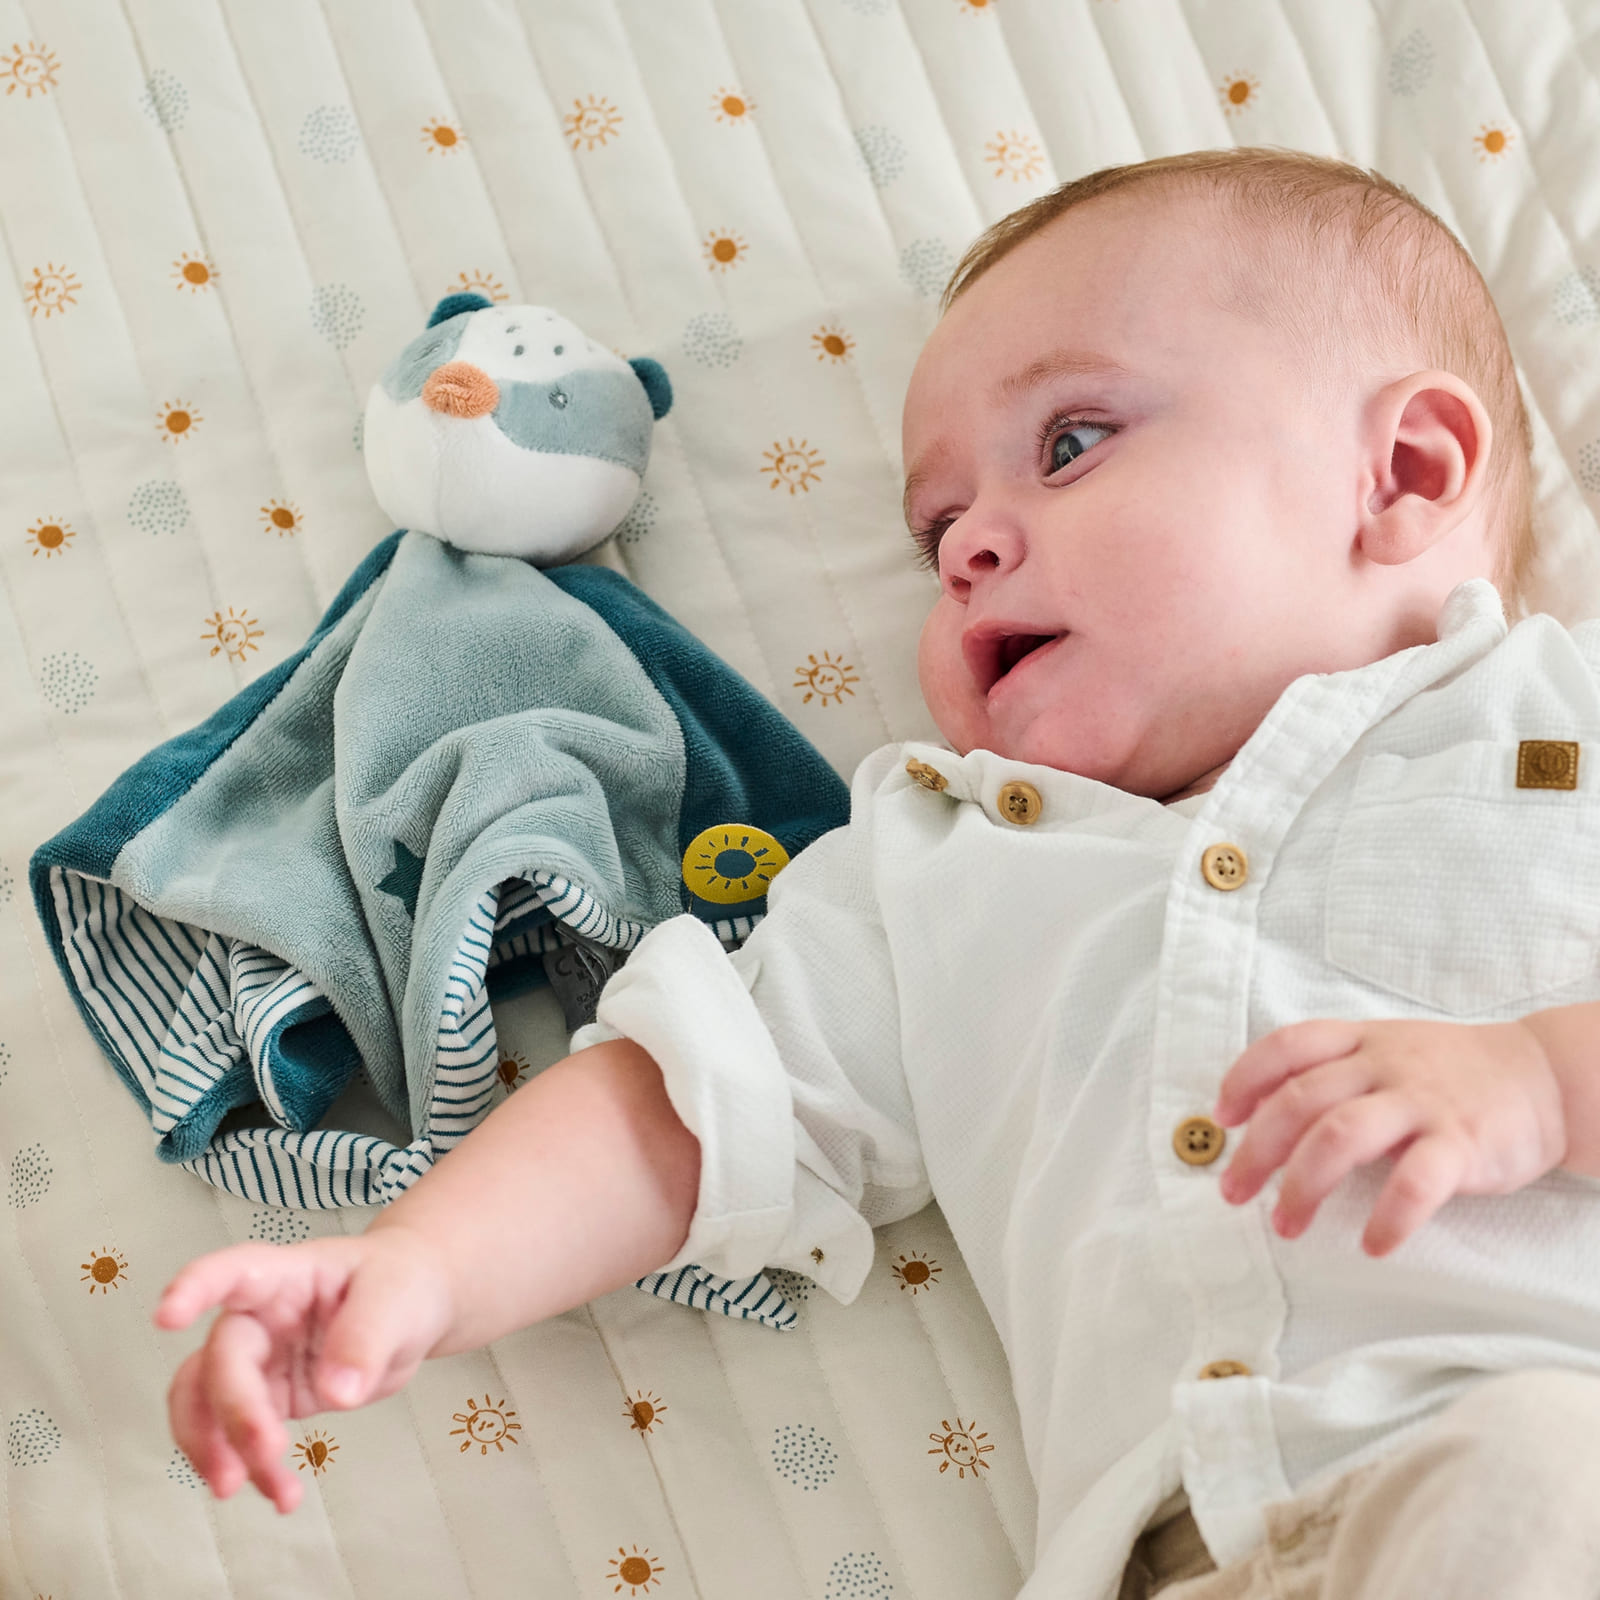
[421,361,500,418]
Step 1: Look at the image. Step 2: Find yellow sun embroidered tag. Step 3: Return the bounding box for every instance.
[1516,740,1579,790]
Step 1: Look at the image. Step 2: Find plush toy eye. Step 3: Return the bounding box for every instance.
[548,387,569,409]
[513,344,524,355]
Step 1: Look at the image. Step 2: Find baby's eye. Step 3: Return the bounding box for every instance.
[1047,421,1114,473]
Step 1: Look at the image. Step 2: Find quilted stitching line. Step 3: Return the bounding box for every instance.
[480,1339,590,1597]
[0,43,183,747]
[311,0,440,319]
[1360,0,1592,600]
[695,1304,830,1593]
[712,0,906,479]
[203,0,372,627]
[23,6,251,727]
[583,1301,709,1600]
[1,885,136,1598]
[883,1213,1030,1580]
[207,0,365,417]
[114,0,325,652]
[503,0,780,703]
[614,2,898,746]
[1454,0,1600,505]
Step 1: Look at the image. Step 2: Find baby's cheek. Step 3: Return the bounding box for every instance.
[916,606,979,750]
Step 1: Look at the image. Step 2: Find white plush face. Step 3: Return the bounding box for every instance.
[363,302,662,565]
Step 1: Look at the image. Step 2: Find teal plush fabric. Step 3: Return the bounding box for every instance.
[31,529,847,1323]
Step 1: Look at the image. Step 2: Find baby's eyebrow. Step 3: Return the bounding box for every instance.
[992,348,1130,403]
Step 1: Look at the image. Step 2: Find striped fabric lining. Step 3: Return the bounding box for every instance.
[48,862,795,1328]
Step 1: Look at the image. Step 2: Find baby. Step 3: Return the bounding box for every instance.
[156,149,1600,1600]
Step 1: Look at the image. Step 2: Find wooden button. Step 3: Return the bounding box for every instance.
[997,780,1043,825]
[1173,1116,1226,1165]
[905,758,948,792]
[1517,740,1579,790]
[1198,1359,1252,1380]
[1200,842,1248,891]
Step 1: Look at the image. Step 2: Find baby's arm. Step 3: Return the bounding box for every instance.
[155,1037,698,1512]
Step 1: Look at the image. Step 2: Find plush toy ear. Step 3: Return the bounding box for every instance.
[629,356,673,421]
[427,291,493,328]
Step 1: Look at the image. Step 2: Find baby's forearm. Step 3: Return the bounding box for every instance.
[1519,1002,1600,1180]
[368,1037,700,1356]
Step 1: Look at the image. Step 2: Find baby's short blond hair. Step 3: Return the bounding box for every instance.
[942,148,1535,608]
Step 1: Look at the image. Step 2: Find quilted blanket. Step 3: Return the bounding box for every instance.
[4,2,1600,1598]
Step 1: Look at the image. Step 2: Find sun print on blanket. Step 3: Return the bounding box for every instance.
[986,130,1043,183]
[1219,74,1260,115]
[607,1544,665,1594]
[794,651,858,706]
[928,1415,995,1480]
[294,1429,339,1475]
[23,261,80,319]
[202,607,264,664]
[1475,124,1514,162]
[157,400,202,442]
[261,499,302,537]
[81,1247,128,1294]
[422,118,465,153]
[496,1051,531,1094]
[26,516,75,558]
[451,1394,522,1455]
[565,94,623,150]
[812,324,854,363]
[762,437,825,493]
[623,1388,668,1433]
[1,39,60,96]
[712,87,755,124]
[172,251,215,292]
[704,229,749,271]
[448,268,508,303]
[890,1250,942,1294]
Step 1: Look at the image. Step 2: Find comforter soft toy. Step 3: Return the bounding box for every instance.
[31,295,848,1332]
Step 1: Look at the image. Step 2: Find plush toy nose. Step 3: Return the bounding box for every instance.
[421,361,500,418]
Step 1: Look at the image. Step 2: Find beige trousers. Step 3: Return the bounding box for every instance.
[1117,1369,1600,1600]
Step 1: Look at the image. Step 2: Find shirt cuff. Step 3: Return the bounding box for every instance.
[572,915,878,1303]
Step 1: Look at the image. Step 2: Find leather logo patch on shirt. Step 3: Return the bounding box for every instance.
[1516,739,1579,790]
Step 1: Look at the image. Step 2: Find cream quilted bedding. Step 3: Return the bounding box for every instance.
[3,2,1599,1597]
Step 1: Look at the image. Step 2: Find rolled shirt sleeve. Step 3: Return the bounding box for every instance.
[572,765,929,1305]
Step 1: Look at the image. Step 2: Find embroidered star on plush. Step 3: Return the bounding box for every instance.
[377,839,425,919]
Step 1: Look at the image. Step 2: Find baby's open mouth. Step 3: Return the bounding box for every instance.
[965,627,1067,697]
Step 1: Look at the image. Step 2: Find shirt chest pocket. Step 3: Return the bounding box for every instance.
[1324,741,1600,1016]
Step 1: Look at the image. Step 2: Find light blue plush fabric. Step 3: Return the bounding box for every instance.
[31,529,848,1331]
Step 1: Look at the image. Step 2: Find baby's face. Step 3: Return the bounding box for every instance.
[904,196,1418,800]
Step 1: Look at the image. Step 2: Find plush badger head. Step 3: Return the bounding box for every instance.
[363,293,673,566]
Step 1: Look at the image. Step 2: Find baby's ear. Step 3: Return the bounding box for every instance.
[629,356,673,420]
[1358,371,1492,567]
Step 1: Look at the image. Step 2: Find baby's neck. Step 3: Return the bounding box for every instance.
[1158,760,1231,806]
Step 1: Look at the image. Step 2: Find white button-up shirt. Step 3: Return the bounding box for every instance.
[576,580,1600,1600]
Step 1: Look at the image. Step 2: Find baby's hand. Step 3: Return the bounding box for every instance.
[1213,1018,1568,1257]
[154,1225,454,1512]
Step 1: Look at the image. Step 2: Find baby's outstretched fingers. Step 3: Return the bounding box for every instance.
[168,1347,246,1499]
[155,1241,314,1331]
[204,1310,302,1513]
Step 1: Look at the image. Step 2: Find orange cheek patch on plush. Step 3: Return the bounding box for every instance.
[421,361,500,418]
